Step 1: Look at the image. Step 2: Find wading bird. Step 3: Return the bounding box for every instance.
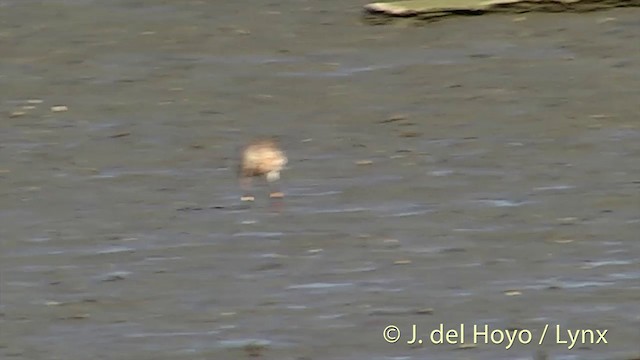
[238,137,287,201]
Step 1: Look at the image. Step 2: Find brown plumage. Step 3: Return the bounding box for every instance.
[238,138,287,201]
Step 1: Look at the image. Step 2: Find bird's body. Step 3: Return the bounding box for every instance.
[238,138,287,201]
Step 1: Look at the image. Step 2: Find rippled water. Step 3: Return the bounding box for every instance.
[2,1,640,360]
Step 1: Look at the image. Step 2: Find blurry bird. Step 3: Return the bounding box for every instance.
[238,137,287,201]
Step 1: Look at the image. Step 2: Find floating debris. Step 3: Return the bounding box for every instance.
[26,99,43,104]
[504,290,522,296]
[9,111,26,118]
[363,0,638,24]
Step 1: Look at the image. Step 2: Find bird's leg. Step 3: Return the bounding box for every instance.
[266,171,284,199]
[239,176,255,202]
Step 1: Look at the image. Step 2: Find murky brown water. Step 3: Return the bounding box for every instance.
[1,1,639,360]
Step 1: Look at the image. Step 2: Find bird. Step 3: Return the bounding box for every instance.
[237,137,287,201]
